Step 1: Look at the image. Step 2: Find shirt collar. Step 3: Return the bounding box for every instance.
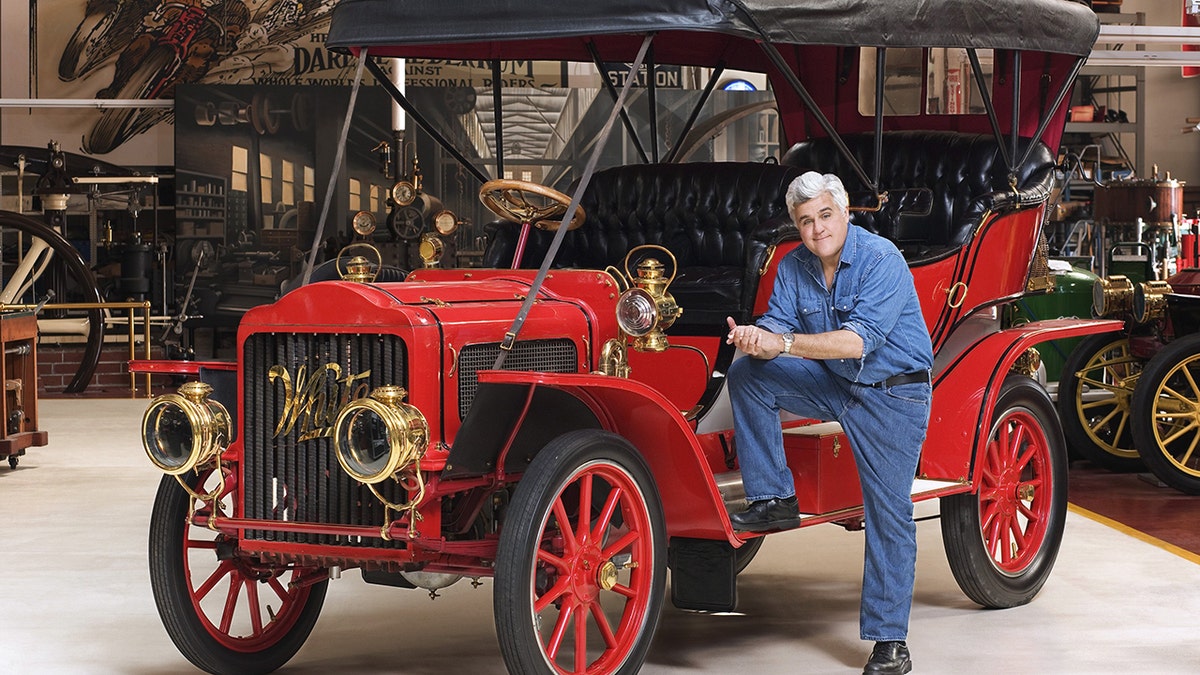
[840,223,861,267]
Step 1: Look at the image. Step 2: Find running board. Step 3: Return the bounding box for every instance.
[715,470,966,518]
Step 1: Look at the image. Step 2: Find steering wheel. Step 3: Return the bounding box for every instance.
[479,179,586,232]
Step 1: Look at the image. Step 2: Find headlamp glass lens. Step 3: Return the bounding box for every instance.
[617,289,658,337]
[341,407,392,479]
[145,403,194,471]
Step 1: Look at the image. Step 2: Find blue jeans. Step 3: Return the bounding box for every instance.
[728,354,931,642]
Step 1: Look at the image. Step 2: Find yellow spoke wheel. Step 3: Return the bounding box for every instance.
[1131,333,1200,494]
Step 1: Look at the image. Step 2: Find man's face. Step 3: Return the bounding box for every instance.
[791,192,850,265]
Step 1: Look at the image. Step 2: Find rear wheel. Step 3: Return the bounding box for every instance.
[495,430,666,674]
[1057,333,1143,471]
[149,468,328,674]
[734,537,764,574]
[942,375,1067,608]
[1130,333,1200,494]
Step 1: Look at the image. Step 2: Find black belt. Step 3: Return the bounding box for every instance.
[871,371,930,388]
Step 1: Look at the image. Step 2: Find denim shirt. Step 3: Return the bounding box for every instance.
[757,224,933,385]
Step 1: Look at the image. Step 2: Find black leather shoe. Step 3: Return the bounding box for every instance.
[863,641,911,675]
[729,496,800,532]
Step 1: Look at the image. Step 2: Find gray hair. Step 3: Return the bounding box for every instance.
[785,171,849,213]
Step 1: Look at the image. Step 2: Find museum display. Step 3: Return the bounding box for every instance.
[129,1,1122,674]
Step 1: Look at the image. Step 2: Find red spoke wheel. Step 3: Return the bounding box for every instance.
[149,468,327,674]
[495,430,666,674]
[941,375,1067,608]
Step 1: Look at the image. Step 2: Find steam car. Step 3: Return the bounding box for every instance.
[133,1,1119,673]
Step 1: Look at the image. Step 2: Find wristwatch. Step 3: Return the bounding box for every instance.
[780,332,794,355]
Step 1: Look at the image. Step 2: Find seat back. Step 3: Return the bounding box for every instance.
[483,162,802,324]
[780,131,1056,262]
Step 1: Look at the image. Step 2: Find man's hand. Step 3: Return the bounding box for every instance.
[726,316,787,359]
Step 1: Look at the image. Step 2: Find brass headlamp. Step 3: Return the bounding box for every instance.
[333,385,428,486]
[1092,275,1134,318]
[615,245,682,352]
[1134,280,1172,324]
[141,382,231,476]
[418,233,445,268]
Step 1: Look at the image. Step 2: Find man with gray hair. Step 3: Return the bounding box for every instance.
[725,171,933,675]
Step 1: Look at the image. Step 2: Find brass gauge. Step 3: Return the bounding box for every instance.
[434,210,458,235]
[352,210,377,236]
[391,179,416,206]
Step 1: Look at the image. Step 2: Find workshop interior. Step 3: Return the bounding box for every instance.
[4,2,1200,673]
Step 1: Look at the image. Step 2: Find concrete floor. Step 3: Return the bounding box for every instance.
[2,398,1200,674]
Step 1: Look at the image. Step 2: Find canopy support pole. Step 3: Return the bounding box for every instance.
[364,58,490,185]
[1018,56,1085,169]
[493,34,654,369]
[302,48,368,287]
[757,40,876,192]
[967,49,1012,171]
[587,41,651,164]
[492,60,506,177]
[664,61,725,164]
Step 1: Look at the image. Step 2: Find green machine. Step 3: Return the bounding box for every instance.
[1009,260,1099,383]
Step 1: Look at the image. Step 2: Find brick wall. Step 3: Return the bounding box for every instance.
[37,342,170,398]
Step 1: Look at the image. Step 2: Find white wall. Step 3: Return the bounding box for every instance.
[1125,0,1200,184]
[0,0,173,167]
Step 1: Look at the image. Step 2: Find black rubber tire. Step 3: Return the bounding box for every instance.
[941,375,1068,608]
[1130,332,1200,495]
[1056,333,1144,471]
[733,536,764,575]
[0,210,105,392]
[494,429,666,675]
[148,471,327,675]
[86,46,174,154]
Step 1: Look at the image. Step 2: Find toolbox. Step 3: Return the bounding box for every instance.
[783,422,862,513]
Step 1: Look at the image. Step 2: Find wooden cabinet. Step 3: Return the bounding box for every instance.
[0,311,47,467]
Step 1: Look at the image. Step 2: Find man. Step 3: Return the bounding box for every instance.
[725,171,933,675]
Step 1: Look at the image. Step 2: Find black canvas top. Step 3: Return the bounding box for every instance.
[327,0,1100,62]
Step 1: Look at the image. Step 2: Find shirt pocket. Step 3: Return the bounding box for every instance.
[797,290,825,331]
[832,290,858,327]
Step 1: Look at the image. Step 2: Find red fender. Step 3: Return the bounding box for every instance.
[477,369,736,543]
[924,318,1123,483]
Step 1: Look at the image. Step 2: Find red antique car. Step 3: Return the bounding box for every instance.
[134,1,1118,673]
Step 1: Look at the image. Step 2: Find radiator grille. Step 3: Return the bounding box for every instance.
[242,332,408,548]
[457,339,579,418]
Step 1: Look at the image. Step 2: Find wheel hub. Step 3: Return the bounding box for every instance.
[569,540,606,602]
[996,468,1021,515]
[597,561,618,591]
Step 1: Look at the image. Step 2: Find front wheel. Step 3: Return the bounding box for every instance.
[1130,333,1200,494]
[941,375,1068,608]
[495,430,666,674]
[149,469,328,674]
[1056,333,1143,471]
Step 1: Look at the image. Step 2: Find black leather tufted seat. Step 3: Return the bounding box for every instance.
[482,162,802,325]
[781,131,1056,263]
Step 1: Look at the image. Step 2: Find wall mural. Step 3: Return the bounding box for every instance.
[35,0,354,157]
